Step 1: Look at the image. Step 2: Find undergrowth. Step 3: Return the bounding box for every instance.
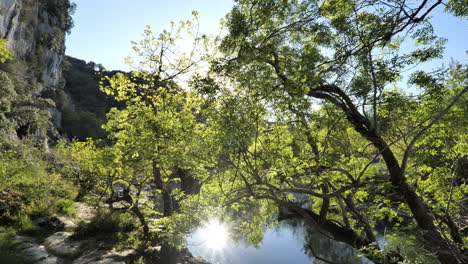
[0,226,32,264]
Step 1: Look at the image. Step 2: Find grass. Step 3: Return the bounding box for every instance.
[18,215,37,233]
[71,209,147,260]
[16,215,57,239]
[0,227,33,264]
[56,198,77,217]
[72,209,135,240]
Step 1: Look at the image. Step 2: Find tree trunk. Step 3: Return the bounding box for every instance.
[153,158,174,217]
[342,99,464,263]
[106,188,150,237]
[177,167,201,195]
[160,242,178,264]
[303,84,468,263]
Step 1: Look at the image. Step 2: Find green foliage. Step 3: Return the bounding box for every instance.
[61,106,106,141]
[72,210,135,240]
[94,13,213,247]
[0,39,14,63]
[38,29,66,53]
[60,56,121,140]
[0,48,17,129]
[55,139,112,200]
[1,1,462,263]
[445,0,468,18]
[42,0,76,33]
[381,231,440,264]
[0,227,32,264]
[0,190,26,225]
[18,215,37,234]
[191,0,468,263]
[55,199,77,217]
[0,142,77,225]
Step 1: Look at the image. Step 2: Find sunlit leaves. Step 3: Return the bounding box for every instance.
[445,0,468,18]
[53,1,468,260]
[0,39,14,63]
[208,1,468,261]
[93,14,218,245]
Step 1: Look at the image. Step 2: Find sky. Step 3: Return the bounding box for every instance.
[66,1,466,71]
[66,0,234,71]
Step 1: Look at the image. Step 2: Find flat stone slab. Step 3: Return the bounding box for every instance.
[12,235,35,243]
[72,250,108,264]
[103,248,136,258]
[45,232,81,256]
[92,259,125,264]
[190,256,210,264]
[37,256,66,264]
[22,245,50,261]
[18,242,38,249]
[74,202,96,221]
[57,215,78,228]
[71,249,130,264]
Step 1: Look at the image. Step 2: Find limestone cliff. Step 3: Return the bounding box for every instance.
[0,0,74,140]
[0,0,73,90]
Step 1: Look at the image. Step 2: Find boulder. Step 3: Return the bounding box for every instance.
[36,216,65,231]
[45,231,81,256]
[22,245,50,261]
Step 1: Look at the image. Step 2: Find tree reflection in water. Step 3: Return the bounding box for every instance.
[284,219,362,264]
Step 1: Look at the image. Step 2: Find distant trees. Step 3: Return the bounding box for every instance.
[59,56,124,140]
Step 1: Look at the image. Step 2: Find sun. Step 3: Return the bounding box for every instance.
[201,219,229,250]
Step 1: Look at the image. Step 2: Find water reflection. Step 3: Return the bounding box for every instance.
[296,222,360,264]
[187,220,362,264]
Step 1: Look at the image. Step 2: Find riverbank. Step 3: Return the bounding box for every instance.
[5,202,209,264]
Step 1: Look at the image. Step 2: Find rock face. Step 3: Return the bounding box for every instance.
[0,0,74,139]
[0,0,72,91]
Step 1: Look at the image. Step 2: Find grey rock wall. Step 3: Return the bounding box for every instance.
[0,0,65,91]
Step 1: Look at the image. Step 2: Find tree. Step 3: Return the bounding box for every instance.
[195,0,467,263]
[100,13,213,258]
[56,139,112,202]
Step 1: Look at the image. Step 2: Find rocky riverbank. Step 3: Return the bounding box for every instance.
[10,202,208,264]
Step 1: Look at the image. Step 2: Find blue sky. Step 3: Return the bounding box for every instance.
[66,0,234,70]
[66,1,466,71]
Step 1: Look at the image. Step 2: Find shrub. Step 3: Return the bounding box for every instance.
[72,210,135,240]
[0,227,31,264]
[0,38,14,63]
[18,215,38,234]
[0,190,26,225]
[55,199,77,217]
[0,143,77,224]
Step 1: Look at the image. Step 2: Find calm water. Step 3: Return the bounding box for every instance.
[187,221,362,264]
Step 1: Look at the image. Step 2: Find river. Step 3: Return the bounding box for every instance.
[187,220,366,264]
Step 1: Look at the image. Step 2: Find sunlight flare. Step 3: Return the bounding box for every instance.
[201,219,229,250]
